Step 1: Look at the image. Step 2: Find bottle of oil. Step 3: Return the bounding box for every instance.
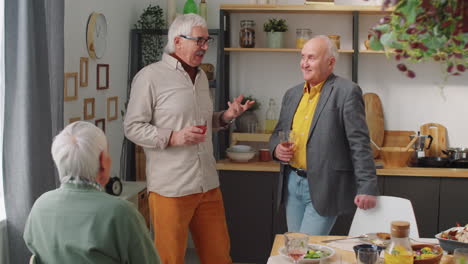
[384,221,414,264]
[264,98,278,133]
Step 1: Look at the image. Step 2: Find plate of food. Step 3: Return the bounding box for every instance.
[279,244,335,263]
[436,225,468,253]
[360,232,391,247]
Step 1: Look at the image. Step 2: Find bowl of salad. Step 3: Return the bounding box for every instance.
[279,244,335,263]
[412,244,443,264]
[436,225,468,254]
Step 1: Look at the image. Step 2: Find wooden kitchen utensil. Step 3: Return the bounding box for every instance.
[383,130,416,147]
[420,123,447,157]
[404,136,419,151]
[363,93,384,158]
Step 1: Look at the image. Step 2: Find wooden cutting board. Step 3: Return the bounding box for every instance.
[363,93,385,158]
[420,123,447,157]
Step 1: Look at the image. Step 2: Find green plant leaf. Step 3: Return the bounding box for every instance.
[369,36,384,50]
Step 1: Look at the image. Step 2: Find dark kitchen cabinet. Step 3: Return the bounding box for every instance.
[439,178,468,232]
[218,170,280,264]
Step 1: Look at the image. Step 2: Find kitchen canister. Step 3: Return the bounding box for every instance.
[328,34,341,49]
[239,20,255,48]
[296,28,312,49]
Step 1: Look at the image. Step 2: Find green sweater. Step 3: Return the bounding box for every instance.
[24,183,160,264]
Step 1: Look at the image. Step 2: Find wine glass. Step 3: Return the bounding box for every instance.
[454,248,468,264]
[278,130,296,165]
[284,232,309,264]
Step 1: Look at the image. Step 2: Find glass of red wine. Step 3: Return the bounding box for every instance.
[284,232,309,264]
[279,130,296,165]
[193,118,207,134]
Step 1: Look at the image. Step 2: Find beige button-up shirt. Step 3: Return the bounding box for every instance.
[124,53,225,197]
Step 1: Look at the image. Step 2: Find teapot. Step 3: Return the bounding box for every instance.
[410,132,433,153]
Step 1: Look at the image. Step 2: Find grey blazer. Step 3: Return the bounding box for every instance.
[269,74,379,216]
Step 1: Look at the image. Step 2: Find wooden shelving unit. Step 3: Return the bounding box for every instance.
[220,4,392,14]
[224,48,354,53]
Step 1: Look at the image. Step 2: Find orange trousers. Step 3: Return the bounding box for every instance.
[149,188,232,264]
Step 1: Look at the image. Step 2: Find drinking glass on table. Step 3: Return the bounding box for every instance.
[454,248,468,264]
[357,247,380,264]
[284,232,309,264]
[278,130,296,165]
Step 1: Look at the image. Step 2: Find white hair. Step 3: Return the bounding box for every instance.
[164,13,207,54]
[314,35,339,62]
[51,121,108,183]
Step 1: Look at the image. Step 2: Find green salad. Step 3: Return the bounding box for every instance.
[304,249,330,259]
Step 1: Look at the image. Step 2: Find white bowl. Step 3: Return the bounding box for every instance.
[228,145,253,153]
[279,244,335,263]
[226,150,255,162]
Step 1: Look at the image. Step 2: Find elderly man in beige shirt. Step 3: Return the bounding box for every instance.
[124,14,253,264]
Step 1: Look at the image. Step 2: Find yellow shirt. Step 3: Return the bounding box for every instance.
[290,81,325,169]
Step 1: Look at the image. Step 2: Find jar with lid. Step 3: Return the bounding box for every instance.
[239,20,255,48]
[296,28,312,49]
[328,34,341,49]
[384,221,414,264]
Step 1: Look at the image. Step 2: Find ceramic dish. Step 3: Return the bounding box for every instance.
[436,227,468,254]
[359,233,391,247]
[279,244,335,263]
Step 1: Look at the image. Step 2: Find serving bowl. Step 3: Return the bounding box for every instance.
[380,147,414,168]
[226,150,255,162]
[436,227,468,254]
[412,244,443,264]
[227,145,253,153]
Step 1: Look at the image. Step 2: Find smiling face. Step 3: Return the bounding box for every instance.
[174,26,209,67]
[300,38,336,86]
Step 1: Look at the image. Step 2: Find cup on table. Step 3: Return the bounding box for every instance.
[454,248,468,264]
[284,232,309,264]
[259,149,271,162]
[353,244,383,260]
[357,247,380,264]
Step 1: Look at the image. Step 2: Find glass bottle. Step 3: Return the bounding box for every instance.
[296,29,312,49]
[183,0,198,14]
[384,221,414,264]
[265,98,278,133]
[199,0,207,22]
[239,20,255,48]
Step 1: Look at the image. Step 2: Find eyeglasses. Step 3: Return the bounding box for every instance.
[179,35,214,46]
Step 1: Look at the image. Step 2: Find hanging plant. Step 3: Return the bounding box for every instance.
[368,0,468,78]
[134,5,165,66]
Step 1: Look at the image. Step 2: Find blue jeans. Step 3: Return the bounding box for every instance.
[286,170,337,235]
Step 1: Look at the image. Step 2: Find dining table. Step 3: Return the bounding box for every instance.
[269,235,454,264]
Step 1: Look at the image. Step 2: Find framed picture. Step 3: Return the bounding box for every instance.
[69,116,81,124]
[107,96,118,121]
[80,57,89,87]
[83,98,95,120]
[64,72,78,101]
[95,118,106,133]
[97,64,109,90]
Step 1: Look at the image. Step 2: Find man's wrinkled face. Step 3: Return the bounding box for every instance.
[174,26,209,67]
[300,38,335,86]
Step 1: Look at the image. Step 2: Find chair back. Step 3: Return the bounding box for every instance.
[29,255,36,264]
[348,196,419,238]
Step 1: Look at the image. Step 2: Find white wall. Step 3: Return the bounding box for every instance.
[64,0,165,177]
[197,0,468,148]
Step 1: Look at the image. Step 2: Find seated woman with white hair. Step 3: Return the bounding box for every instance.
[23,121,160,264]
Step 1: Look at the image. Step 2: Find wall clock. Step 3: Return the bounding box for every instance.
[86,12,107,59]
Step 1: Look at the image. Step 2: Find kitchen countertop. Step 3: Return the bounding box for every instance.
[216,159,468,177]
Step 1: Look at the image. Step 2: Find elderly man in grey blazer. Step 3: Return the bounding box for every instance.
[269,36,379,235]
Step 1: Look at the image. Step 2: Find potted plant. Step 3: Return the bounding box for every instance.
[235,95,261,133]
[263,18,288,48]
[134,5,165,66]
[368,0,467,79]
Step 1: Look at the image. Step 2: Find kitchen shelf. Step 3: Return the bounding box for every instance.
[224,48,354,53]
[220,4,392,14]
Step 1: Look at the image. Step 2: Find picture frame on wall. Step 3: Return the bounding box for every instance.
[83,98,95,120]
[69,117,81,124]
[64,72,78,101]
[107,96,118,121]
[95,118,106,133]
[97,64,109,90]
[80,57,89,87]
